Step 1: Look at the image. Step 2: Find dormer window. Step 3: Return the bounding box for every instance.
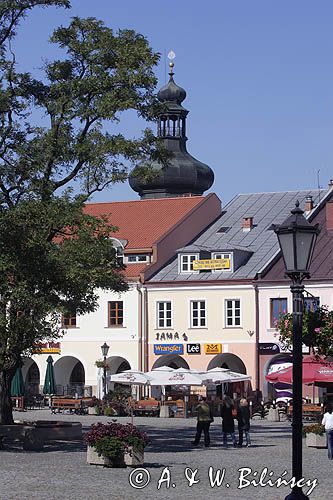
[179,254,199,273]
[125,254,150,264]
[212,252,233,273]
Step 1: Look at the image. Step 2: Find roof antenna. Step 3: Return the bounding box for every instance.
[317,169,321,204]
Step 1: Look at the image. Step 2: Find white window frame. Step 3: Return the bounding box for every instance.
[190,299,207,328]
[156,301,173,329]
[225,298,241,327]
[179,253,199,274]
[125,254,150,264]
[212,252,233,273]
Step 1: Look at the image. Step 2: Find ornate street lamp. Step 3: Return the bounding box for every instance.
[101,342,110,399]
[274,201,320,500]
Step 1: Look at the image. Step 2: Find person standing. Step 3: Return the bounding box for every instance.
[221,396,237,447]
[322,403,333,460]
[192,396,213,447]
[237,398,251,447]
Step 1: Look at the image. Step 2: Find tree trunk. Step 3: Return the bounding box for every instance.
[0,369,15,425]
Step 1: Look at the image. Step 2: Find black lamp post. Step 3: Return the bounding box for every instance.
[274,201,320,500]
[101,342,110,399]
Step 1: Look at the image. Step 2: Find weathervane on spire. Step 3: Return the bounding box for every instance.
[168,50,176,76]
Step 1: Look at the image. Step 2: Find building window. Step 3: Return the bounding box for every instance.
[212,252,232,272]
[108,301,123,326]
[270,298,288,328]
[225,299,241,327]
[157,301,172,328]
[126,254,149,263]
[304,297,320,312]
[190,300,206,328]
[62,312,77,328]
[180,254,199,273]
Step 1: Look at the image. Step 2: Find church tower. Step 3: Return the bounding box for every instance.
[129,55,214,199]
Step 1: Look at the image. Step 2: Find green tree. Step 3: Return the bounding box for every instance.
[0,1,161,423]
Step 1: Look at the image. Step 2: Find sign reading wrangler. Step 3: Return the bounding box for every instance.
[192,258,230,271]
[154,344,184,355]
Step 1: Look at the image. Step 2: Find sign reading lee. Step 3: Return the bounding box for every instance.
[187,343,201,354]
[154,344,184,355]
[193,258,230,271]
[33,341,61,354]
[204,343,222,355]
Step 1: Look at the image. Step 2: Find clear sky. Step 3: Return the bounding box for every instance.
[12,0,333,205]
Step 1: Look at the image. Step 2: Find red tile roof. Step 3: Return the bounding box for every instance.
[84,196,206,250]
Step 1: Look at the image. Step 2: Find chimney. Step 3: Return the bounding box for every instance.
[329,179,333,189]
[326,202,333,230]
[242,216,254,232]
[305,195,314,212]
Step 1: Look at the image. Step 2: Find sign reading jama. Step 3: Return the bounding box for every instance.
[193,258,230,271]
[154,344,184,355]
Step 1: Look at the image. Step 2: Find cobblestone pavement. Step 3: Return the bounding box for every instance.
[0,410,332,500]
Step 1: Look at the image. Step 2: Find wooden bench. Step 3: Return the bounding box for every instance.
[164,399,185,418]
[287,404,322,422]
[50,398,83,414]
[133,399,159,417]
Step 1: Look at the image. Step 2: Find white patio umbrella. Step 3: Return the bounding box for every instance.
[110,369,152,424]
[205,367,251,383]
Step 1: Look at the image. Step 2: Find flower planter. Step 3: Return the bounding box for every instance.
[87,446,126,467]
[124,446,144,467]
[306,433,327,448]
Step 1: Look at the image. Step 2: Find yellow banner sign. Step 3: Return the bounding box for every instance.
[193,259,230,271]
[33,342,61,354]
[204,343,222,355]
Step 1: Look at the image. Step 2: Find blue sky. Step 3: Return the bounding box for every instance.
[13,1,333,205]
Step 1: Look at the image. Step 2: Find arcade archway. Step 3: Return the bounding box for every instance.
[22,358,40,395]
[207,353,248,399]
[54,356,85,396]
[152,354,189,370]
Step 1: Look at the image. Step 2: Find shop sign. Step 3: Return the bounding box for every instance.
[259,343,280,355]
[204,343,222,355]
[33,341,61,354]
[154,344,183,355]
[193,258,230,271]
[186,343,201,354]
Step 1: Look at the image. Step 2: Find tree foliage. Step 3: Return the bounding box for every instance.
[0,0,161,423]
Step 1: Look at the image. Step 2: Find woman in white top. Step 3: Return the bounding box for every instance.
[322,404,333,460]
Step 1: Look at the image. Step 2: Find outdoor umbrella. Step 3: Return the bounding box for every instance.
[204,367,252,383]
[43,355,56,395]
[110,369,152,424]
[265,356,333,385]
[11,366,25,397]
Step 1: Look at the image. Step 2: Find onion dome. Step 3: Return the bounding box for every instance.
[129,59,214,199]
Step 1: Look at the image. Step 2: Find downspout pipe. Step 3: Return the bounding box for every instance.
[254,284,260,403]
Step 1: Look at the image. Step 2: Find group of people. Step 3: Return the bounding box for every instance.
[192,395,251,448]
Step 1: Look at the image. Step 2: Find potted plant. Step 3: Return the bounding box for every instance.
[85,422,148,467]
[303,424,327,448]
[87,396,102,415]
[276,305,333,357]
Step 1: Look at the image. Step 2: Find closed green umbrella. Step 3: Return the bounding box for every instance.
[43,355,56,395]
[11,366,25,396]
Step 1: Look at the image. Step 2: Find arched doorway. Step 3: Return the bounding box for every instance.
[151,355,190,399]
[106,356,131,395]
[207,353,248,399]
[54,356,85,396]
[152,354,189,370]
[264,353,292,402]
[22,358,40,395]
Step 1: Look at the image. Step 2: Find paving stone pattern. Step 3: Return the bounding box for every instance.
[0,410,332,500]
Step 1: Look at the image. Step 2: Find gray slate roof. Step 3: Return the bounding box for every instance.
[149,190,326,282]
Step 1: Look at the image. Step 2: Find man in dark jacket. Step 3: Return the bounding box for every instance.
[192,396,213,447]
[237,398,251,447]
[221,396,237,447]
